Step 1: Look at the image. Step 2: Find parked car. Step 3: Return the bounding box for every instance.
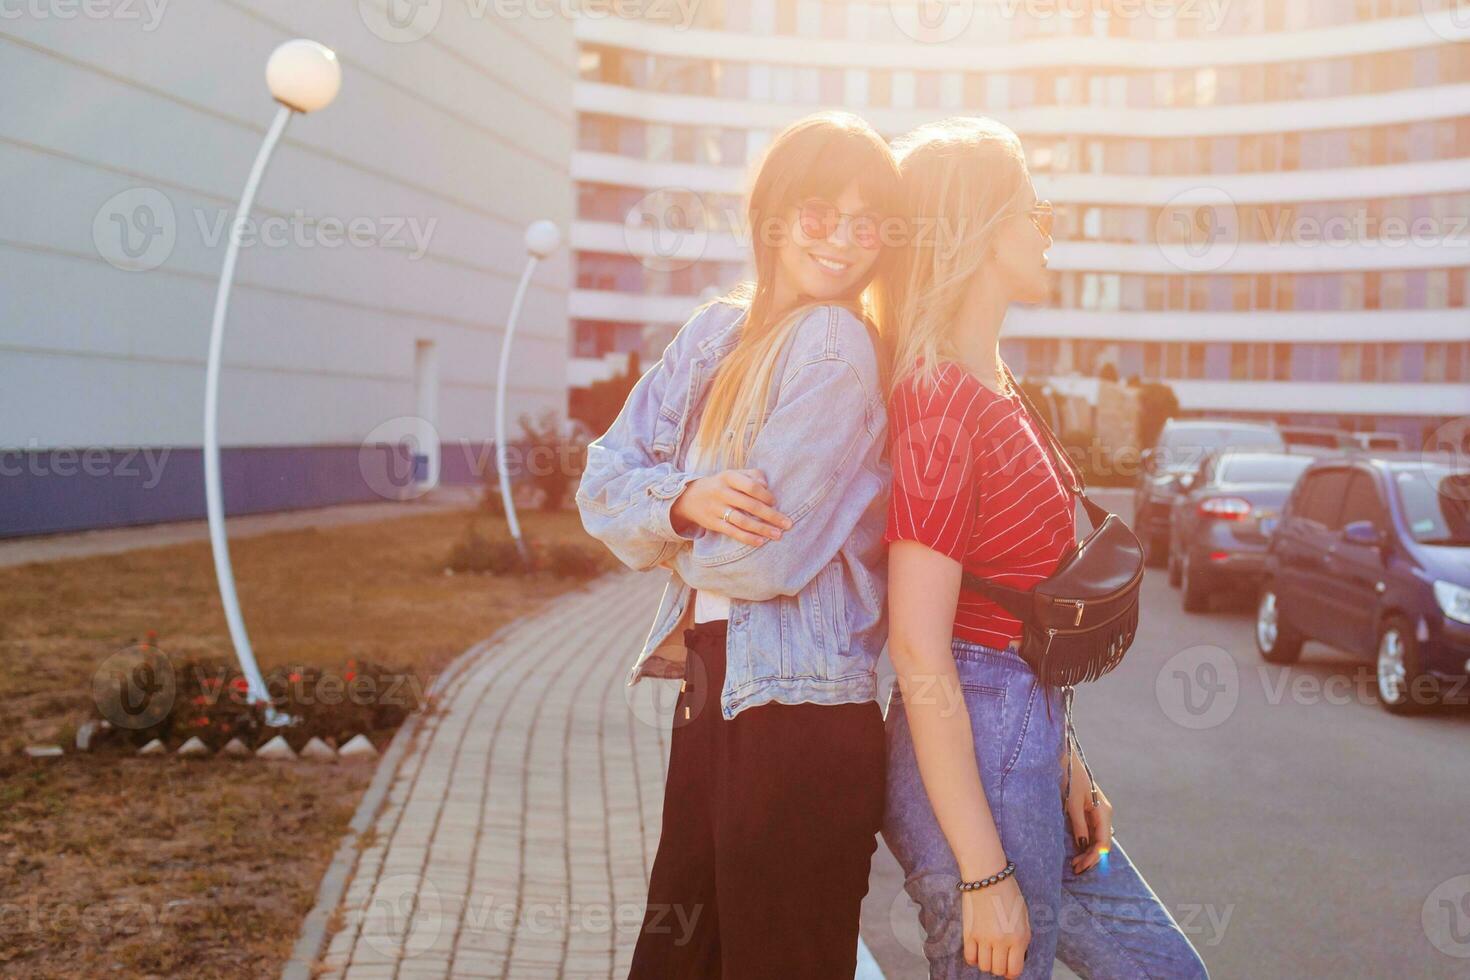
[1256,455,1470,714]
[1167,451,1315,611]
[1134,419,1285,565]
[1352,431,1407,452]
[1279,426,1355,453]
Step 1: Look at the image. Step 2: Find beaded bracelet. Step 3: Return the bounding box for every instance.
[958,862,1017,892]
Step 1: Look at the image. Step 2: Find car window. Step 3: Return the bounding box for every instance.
[1158,426,1284,470]
[1338,472,1386,530]
[1295,469,1350,528]
[1394,467,1470,545]
[1218,455,1313,484]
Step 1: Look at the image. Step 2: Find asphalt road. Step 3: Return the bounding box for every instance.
[860,489,1470,979]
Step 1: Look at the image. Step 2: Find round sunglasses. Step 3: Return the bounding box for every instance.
[797,197,884,250]
[1019,200,1054,237]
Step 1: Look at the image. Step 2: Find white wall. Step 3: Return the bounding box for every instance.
[0,1,575,451]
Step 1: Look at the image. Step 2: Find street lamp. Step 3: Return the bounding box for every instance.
[495,220,561,564]
[203,39,341,725]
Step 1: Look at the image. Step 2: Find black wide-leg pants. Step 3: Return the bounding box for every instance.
[627,619,886,980]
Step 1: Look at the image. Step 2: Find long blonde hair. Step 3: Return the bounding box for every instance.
[692,112,900,468]
[882,117,1032,396]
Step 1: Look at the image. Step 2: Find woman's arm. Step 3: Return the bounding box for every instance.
[888,540,1029,978]
[667,308,885,600]
[575,312,709,571]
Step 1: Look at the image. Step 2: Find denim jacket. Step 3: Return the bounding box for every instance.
[576,301,891,719]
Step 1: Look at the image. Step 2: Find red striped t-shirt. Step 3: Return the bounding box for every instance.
[885,361,1077,648]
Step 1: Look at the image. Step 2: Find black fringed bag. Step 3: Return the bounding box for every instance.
[960,368,1144,687]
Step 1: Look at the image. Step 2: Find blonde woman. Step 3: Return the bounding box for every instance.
[577,112,898,978]
[880,118,1207,979]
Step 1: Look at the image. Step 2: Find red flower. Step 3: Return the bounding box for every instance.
[287,672,301,683]
[230,677,248,692]
[344,670,357,682]
[192,695,208,706]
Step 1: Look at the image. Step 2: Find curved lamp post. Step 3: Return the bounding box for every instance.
[495,220,561,564]
[203,40,341,724]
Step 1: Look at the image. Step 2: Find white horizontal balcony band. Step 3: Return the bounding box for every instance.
[573,152,748,194]
[575,152,1470,206]
[571,289,698,324]
[1006,307,1470,343]
[575,81,1470,139]
[575,11,1463,71]
[1168,379,1470,416]
[571,289,1469,344]
[573,221,1469,274]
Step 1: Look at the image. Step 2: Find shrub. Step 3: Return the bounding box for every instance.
[448,523,526,574]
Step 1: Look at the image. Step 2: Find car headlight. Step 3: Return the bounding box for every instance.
[1434,580,1470,625]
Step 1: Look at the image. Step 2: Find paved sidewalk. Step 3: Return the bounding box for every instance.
[314,571,676,979]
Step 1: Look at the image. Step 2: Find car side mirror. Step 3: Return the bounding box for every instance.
[1342,520,1384,548]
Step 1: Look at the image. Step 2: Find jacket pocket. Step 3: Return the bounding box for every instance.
[814,559,850,655]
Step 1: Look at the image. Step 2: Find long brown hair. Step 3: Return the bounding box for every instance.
[691,111,900,468]
[882,117,1031,396]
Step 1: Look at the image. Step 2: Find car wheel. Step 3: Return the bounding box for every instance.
[1181,551,1210,613]
[1167,543,1182,588]
[1376,615,1435,715]
[1255,584,1303,664]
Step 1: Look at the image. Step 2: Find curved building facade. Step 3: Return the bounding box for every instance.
[570,0,1470,443]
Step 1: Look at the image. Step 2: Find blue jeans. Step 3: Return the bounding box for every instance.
[883,638,1208,979]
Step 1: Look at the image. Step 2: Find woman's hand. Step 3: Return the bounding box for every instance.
[670,469,793,547]
[1065,757,1114,875]
[963,875,1030,978]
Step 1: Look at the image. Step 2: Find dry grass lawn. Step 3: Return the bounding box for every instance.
[0,508,609,977]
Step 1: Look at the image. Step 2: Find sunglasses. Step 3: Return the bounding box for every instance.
[1020,200,1054,237]
[798,198,884,250]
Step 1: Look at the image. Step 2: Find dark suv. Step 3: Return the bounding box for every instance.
[1135,419,1284,565]
[1255,455,1470,714]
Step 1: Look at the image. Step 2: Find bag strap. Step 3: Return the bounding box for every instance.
[958,362,1109,616]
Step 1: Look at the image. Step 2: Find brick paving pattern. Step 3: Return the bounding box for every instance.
[316,571,676,980]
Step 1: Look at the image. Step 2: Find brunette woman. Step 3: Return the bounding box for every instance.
[577,111,899,978]
[879,117,1208,979]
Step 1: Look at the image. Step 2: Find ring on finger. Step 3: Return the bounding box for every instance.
[721,507,734,523]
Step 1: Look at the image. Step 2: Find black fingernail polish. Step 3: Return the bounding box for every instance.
[1078,836,1089,850]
